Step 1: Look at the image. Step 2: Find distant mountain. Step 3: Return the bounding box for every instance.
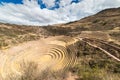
[52,7,120,31]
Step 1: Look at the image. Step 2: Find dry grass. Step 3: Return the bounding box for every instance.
[74,65,120,80]
[6,61,68,80]
[70,41,120,80]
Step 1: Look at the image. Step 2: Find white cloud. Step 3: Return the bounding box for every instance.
[42,0,55,8]
[59,0,72,7]
[0,0,120,26]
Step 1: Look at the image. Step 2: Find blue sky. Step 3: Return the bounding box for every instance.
[0,0,81,9]
[0,0,120,26]
[0,0,80,4]
[0,0,23,4]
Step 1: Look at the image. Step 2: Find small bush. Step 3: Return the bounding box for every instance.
[92,20,99,23]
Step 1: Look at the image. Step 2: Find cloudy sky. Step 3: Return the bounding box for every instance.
[0,0,120,26]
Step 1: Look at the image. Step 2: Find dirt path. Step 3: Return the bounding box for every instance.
[82,38,120,62]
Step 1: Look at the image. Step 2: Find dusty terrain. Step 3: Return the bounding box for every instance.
[0,7,120,80]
